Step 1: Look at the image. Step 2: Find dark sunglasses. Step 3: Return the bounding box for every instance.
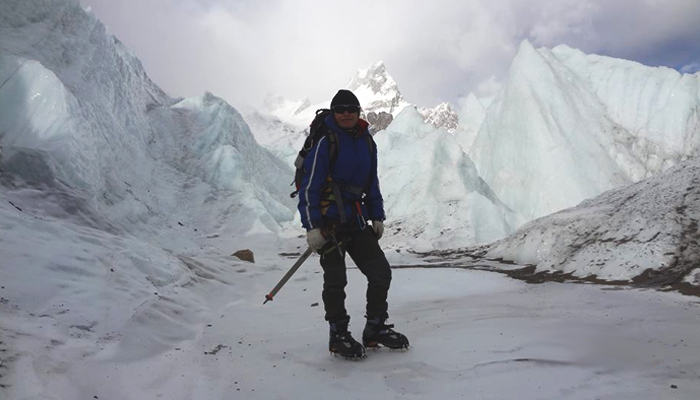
[332,105,360,114]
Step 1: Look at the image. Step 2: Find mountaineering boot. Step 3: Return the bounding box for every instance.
[362,316,410,350]
[329,317,365,359]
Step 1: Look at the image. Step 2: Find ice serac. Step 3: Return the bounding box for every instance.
[347,61,410,116]
[469,40,631,222]
[452,93,487,152]
[551,44,700,179]
[148,93,295,226]
[376,107,520,251]
[0,0,171,231]
[0,0,295,235]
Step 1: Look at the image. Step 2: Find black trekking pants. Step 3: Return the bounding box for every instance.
[319,226,392,323]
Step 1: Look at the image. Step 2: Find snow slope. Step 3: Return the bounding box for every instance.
[476,155,700,286]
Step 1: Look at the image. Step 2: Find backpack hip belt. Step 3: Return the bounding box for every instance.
[329,182,365,225]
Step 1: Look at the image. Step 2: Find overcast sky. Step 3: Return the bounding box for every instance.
[79,0,700,109]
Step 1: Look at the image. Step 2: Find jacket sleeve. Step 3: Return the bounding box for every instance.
[364,136,386,221]
[298,136,331,230]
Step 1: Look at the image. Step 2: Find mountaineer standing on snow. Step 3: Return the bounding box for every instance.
[297,89,409,359]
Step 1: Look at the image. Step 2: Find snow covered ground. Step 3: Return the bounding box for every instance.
[2,1,700,399]
[3,204,700,399]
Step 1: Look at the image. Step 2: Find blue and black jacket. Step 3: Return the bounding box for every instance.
[298,114,385,230]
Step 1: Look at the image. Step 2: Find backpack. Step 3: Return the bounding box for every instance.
[290,109,338,198]
[290,109,375,206]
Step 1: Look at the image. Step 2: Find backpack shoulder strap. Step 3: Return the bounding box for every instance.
[364,134,374,155]
[363,134,375,195]
[325,128,339,168]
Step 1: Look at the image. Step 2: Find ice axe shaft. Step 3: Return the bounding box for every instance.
[263,247,314,305]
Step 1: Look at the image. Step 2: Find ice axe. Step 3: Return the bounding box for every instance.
[263,247,314,305]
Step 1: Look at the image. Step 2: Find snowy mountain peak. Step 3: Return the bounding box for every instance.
[355,60,387,80]
[346,61,410,115]
[347,62,458,132]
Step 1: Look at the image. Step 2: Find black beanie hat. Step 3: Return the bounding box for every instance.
[330,89,360,109]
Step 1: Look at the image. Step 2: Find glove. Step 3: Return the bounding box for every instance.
[306,228,327,251]
[371,220,384,240]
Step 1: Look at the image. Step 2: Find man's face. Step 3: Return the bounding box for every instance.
[333,105,360,129]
